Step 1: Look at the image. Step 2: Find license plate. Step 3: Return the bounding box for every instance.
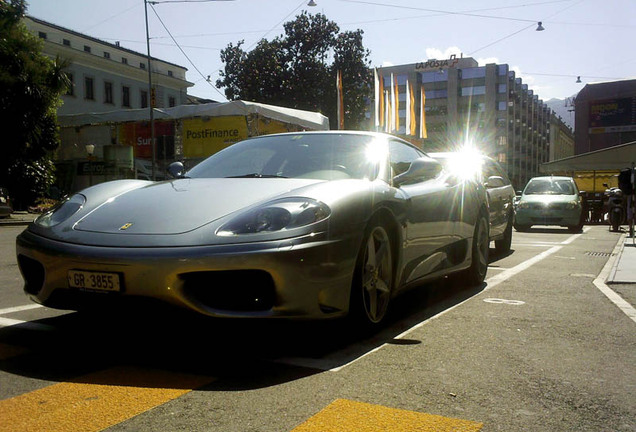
[68,270,121,292]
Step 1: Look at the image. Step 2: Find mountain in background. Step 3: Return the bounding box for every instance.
[545,96,576,130]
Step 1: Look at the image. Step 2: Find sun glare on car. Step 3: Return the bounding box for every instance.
[446,145,483,181]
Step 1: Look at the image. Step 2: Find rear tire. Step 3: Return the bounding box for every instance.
[349,219,393,329]
[495,214,513,254]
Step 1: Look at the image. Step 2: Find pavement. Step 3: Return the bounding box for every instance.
[2,211,635,284]
[607,231,636,284]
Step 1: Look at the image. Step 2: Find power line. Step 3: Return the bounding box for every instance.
[149,3,228,101]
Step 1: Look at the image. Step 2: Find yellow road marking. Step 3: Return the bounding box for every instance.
[292,399,483,432]
[0,366,215,432]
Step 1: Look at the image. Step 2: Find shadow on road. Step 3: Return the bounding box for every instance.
[0,258,494,391]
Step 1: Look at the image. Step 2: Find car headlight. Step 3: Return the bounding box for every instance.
[35,194,86,228]
[517,201,530,210]
[566,200,580,210]
[217,198,331,236]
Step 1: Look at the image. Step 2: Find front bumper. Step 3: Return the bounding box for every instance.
[16,229,361,319]
[514,206,581,227]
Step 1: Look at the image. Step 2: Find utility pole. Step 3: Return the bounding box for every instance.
[144,0,156,180]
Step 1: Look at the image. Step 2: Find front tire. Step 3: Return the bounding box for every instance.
[349,220,393,328]
[462,212,489,286]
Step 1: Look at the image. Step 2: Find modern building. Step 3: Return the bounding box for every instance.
[24,16,194,115]
[573,79,636,155]
[374,56,574,190]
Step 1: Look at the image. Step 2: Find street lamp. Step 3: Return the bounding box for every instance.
[85,144,95,186]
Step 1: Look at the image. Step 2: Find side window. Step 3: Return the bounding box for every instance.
[389,141,424,176]
[484,160,511,185]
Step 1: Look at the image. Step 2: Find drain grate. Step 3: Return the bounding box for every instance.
[585,251,612,257]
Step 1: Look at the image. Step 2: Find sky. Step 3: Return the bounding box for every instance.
[25,0,636,107]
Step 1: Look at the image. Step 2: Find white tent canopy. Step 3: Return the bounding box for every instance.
[540,141,636,173]
[58,100,330,131]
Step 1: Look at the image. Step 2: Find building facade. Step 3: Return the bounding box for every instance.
[374,57,574,190]
[574,79,636,155]
[24,16,193,115]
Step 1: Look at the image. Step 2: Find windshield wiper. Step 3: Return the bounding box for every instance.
[226,173,288,179]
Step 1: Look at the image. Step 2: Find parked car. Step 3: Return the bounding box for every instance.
[430,151,516,253]
[0,188,13,218]
[514,176,584,232]
[16,131,489,329]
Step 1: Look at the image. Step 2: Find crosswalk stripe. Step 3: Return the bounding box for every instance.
[291,399,483,431]
[0,366,215,432]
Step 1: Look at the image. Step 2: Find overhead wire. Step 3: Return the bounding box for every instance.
[148,3,229,101]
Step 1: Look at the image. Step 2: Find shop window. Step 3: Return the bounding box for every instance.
[84,76,94,100]
[140,90,148,108]
[104,82,113,104]
[122,86,130,107]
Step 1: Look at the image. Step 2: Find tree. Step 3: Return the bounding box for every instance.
[0,0,69,209]
[216,12,372,130]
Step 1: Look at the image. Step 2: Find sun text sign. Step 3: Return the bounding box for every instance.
[182,116,248,158]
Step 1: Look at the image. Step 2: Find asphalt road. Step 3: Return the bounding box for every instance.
[0,225,634,431]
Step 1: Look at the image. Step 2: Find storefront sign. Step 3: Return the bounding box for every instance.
[182,116,248,158]
[118,121,174,158]
[589,97,636,129]
[415,55,460,71]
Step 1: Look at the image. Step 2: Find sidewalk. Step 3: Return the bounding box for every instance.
[0,211,39,226]
[607,233,636,284]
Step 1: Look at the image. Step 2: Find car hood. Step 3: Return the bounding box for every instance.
[74,178,322,235]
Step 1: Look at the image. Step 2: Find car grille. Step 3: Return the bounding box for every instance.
[180,270,276,312]
[528,202,567,210]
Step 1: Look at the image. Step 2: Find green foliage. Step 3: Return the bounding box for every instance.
[217,12,372,130]
[0,0,69,209]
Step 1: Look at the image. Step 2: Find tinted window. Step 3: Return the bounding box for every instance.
[389,141,425,176]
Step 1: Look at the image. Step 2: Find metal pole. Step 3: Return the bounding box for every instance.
[144,0,156,181]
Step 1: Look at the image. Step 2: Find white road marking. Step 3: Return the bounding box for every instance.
[0,317,54,331]
[0,304,42,316]
[279,229,590,372]
[593,234,636,323]
[483,298,525,305]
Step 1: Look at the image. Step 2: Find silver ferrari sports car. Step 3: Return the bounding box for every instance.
[16,131,489,327]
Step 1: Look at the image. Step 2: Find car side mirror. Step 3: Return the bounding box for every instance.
[394,157,442,186]
[167,161,186,179]
[516,190,522,195]
[485,175,505,188]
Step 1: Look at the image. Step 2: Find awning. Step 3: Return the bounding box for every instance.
[58,100,330,131]
[540,141,636,172]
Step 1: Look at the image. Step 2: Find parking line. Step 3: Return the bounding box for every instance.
[0,304,42,316]
[306,229,588,372]
[291,399,482,431]
[0,366,216,432]
[0,317,54,331]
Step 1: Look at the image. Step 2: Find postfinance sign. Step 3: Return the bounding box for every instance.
[182,116,248,158]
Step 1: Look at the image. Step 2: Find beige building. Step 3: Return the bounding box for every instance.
[24,16,193,115]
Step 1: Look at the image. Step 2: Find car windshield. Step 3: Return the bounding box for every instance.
[524,179,575,195]
[187,133,381,180]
